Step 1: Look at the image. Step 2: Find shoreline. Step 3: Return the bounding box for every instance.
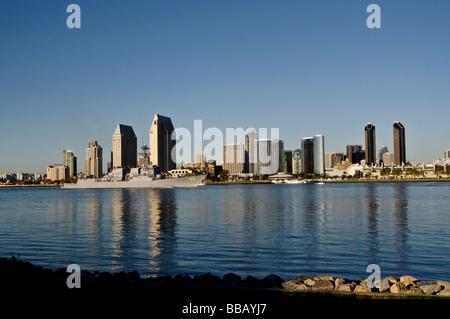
[2,257,449,299]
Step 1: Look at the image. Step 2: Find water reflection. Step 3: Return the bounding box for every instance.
[147,189,178,275]
[394,185,409,270]
[366,184,379,260]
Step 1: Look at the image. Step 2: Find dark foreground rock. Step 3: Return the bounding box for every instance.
[1,256,449,317]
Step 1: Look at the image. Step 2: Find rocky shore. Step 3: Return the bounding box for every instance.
[1,257,449,299]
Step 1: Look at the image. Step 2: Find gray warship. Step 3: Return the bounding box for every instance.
[61,144,205,189]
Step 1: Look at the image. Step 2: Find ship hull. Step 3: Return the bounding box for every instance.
[61,175,205,189]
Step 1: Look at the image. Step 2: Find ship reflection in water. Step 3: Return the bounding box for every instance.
[0,183,449,281]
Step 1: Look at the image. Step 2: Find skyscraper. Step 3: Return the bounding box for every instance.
[314,134,325,176]
[245,129,257,174]
[85,140,103,178]
[63,150,77,177]
[284,150,292,173]
[445,150,450,160]
[393,121,406,166]
[292,149,301,175]
[346,145,362,163]
[378,146,388,164]
[223,143,245,175]
[256,139,283,175]
[113,123,137,170]
[149,114,176,172]
[301,137,314,174]
[364,123,376,166]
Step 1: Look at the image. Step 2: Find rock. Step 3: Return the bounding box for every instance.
[416,280,437,287]
[223,273,242,287]
[291,275,314,284]
[337,283,355,292]
[437,280,450,290]
[437,289,450,296]
[312,279,334,291]
[379,278,391,292]
[334,278,346,290]
[314,276,334,281]
[420,284,442,295]
[262,274,284,288]
[304,278,316,286]
[241,275,259,287]
[404,287,423,295]
[385,276,398,284]
[400,275,419,287]
[354,282,372,293]
[282,281,310,290]
[390,282,408,294]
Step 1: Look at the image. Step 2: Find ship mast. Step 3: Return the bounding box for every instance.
[139,144,151,166]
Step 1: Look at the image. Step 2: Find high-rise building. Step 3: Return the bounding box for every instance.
[325,152,344,169]
[292,149,301,175]
[364,123,376,166]
[393,121,406,166]
[85,140,103,178]
[383,152,395,166]
[314,135,325,176]
[378,146,388,164]
[113,123,137,170]
[256,139,284,175]
[149,114,176,172]
[47,164,69,181]
[63,150,77,177]
[284,150,293,173]
[346,145,363,163]
[223,143,245,175]
[301,137,314,174]
[245,129,258,174]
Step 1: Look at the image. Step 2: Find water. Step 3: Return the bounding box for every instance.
[1,183,449,281]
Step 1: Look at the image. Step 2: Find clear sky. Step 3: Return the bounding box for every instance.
[1,0,450,173]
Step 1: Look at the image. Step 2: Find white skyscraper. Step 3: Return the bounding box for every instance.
[256,139,283,176]
[314,134,325,177]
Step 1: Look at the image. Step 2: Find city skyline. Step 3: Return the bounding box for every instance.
[2,1,450,172]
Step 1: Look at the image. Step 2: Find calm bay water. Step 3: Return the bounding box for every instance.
[1,183,449,281]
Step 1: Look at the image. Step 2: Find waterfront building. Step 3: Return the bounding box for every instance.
[113,123,137,171]
[256,139,284,175]
[393,121,406,166]
[346,145,363,163]
[47,164,69,181]
[314,135,325,176]
[325,152,345,169]
[292,149,301,175]
[378,146,388,164]
[194,154,206,168]
[245,129,258,174]
[223,143,245,175]
[63,150,77,177]
[301,137,314,174]
[284,150,293,173]
[364,123,376,166]
[85,140,103,178]
[149,114,176,172]
[383,152,395,166]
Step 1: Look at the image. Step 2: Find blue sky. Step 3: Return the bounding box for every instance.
[1,0,450,173]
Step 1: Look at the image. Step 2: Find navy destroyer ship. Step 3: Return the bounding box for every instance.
[61,144,205,189]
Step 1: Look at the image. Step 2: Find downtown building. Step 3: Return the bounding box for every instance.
[85,140,103,178]
[301,135,325,176]
[393,121,406,166]
[245,129,258,174]
[63,150,77,177]
[256,139,284,176]
[364,123,376,166]
[149,114,176,173]
[113,123,137,171]
[46,164,69,181]
[223,143,245,175]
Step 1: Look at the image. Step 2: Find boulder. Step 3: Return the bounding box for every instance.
[312,279,334,291]
[282,281,310,290]
[404,287,423,295]
[223,273,242,287]
[354,282,372,293]
[261,274,284,288]
[314,276,334,281]
[291,275,314,284]
[390,282,407,294]
[437,280,450,290]
[334,278,346,291]
[437,289,450,296]
[379,278,391,293]
[304,278,316,286]
[337,283,355,292]
[420,284,442,295]
[400,275,419,287]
